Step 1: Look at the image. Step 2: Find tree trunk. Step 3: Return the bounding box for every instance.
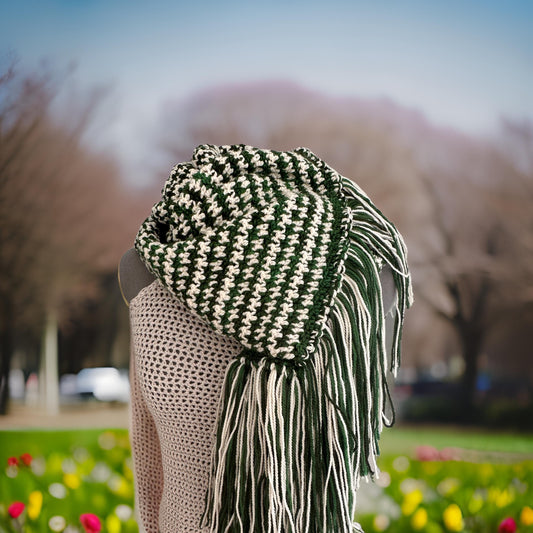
[41,308,59,415]
[0,300,14,415]
[459,328,483,419]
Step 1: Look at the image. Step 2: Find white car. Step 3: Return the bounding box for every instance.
[76,367,130,403]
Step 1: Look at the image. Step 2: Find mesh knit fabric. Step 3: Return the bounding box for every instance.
[129,279,242,533]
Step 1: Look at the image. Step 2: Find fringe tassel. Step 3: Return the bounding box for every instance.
[201,178,412,532]
[200,354,319,532]
[200,350,363,533]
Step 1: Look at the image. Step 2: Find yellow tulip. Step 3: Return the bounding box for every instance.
[488,487,514,508]
[521,506,533,526]
[63,473,81,489]
[123,463,134,481]
[443,503,463,532]
[106,514,122,533]
[411,508,428,530]
[27,490,43,520]
[401,489,423,516]
[108,475,133,498]
[496,489,513,508]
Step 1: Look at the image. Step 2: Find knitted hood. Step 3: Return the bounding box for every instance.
[135,144,413,533]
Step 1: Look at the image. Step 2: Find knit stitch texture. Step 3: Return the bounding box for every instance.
[133,144,413,533]
[129,279,242,532]
[135,144,353,363]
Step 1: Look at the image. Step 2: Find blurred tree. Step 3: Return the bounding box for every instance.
[481,119,533,387]
[156,80,425,238]
[491,118,533,304]
[154,81,533,420]
[414,123,533,414]
[0,59,132,414]
[417,170,499,413]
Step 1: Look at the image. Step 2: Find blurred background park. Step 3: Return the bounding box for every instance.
[1,1,532,532]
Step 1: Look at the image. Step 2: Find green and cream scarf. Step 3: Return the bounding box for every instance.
[135,144,413,533]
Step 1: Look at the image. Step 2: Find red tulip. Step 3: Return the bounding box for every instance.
[7,456,18,467]
[498,517,517,533]
[80,513,102,533]
[8,502,25,519]
[19,453,33,466]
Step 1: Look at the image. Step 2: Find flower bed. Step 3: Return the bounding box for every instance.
[356,445,533,532]
[1,430,532,532]
[0,430,137,533]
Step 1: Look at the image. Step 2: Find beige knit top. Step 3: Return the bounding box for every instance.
[128,279,243,533]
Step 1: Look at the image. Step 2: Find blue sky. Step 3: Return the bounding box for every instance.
[1,0,531,184]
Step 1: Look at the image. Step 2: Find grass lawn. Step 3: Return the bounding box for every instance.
[2,424,532,458]
[379,424,533,457]
[0,428,126,459]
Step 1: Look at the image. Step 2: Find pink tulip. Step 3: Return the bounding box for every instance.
[439,447,460,461]
[415,445,440,461]
[8,502,25,519]
[80,513,102,533]
[498,517,517,533]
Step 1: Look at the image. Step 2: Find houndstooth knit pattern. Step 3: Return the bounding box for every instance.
[135,144,352,362]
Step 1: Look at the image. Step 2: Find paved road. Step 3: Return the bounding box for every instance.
[0,402,130,430]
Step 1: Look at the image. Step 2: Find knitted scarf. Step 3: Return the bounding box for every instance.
[135,144,413,533]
